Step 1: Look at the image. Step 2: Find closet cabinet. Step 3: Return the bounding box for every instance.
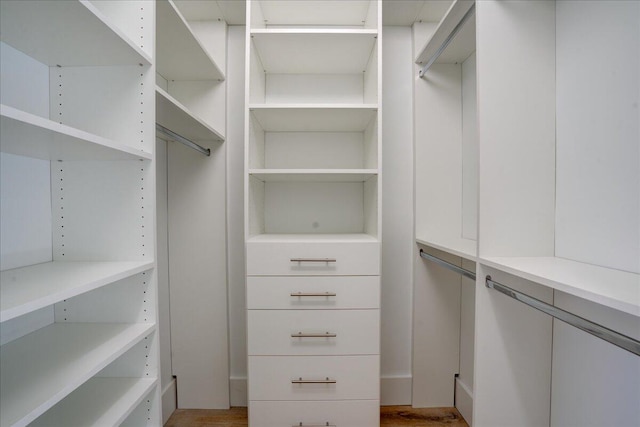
[244,1,382,425]
[0,1,160,426]
[413,1,639,426]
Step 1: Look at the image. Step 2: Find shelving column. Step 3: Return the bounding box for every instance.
[244,1,382,426]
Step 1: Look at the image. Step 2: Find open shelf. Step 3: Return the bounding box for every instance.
[480,256,640,317]
[156,0,224,81]
[415,0,475,65]
[156,87,224,142]
[0,322,155,427]
[0,105,152,161]
[30,377,157,427]
[0,261,154,323]
[250,105,377,132]
[416,236,477,261]
[249,169,378,182]
[247,233,379,244]
[0,0,150,66]
[251,29,377,74]
[253,0,376,28]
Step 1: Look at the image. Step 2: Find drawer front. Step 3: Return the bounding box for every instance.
[248,355,379,401]
[246,241,380,276]
[248,310,379,356]
[247,276,380,310]
[249,400,380,427]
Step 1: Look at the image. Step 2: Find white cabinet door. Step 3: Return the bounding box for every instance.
[249,400,380,427]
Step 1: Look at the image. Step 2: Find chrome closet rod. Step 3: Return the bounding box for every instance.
[418,3,476,78]
[156,123,210,157]
[419,249,476,280]
[485,276,640,357]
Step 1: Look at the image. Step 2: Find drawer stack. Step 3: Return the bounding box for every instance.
[246,239,381,426]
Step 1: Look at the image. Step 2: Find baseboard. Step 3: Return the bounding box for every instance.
[162,378,177,425]
[381,375,412,406]
[455,378,473,426]
[230,376,248,407]
[228,375,412,407]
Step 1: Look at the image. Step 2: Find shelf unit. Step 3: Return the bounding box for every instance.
[0,1,160,426]
[245,1,382,425]
[412,1,639,426]
[155,0,226,148]
[412,1,477,421]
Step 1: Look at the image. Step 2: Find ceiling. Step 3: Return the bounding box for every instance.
[175,0,452,26]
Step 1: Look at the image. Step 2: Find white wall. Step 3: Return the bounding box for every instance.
[227,25,248,406]
[380,25,414,405]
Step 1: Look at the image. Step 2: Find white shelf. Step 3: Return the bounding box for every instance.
[250,169,378,182]
[156,0,224,81]
[416,236,477,262]
[247,233,379,243]
[250,104,377,132]
[251,29,377,74]
[415,0,475,65]
[480,256,640,317]
[256,1,374,27]
[30,377,157,427]
[0,261,154,323]
[0,105,152,161]
[0,0,150,66]
[156,87,224,142]
[0,322,155,427]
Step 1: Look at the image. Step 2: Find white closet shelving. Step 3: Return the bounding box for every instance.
[0,0,160,426]
[155,0,226,146]
[245,1,382,425]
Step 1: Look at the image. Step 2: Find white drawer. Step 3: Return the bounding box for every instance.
[248,355,379,401]
[249,400,380,427]
[247,276,380,310]
[248,310,379,356]
[246,240,380,276]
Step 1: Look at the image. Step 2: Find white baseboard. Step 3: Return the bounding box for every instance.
[455,378,473,426]
[381,375,412,406]
[162,378,177,425]
[230,376,248,407]
[228,375,412,407]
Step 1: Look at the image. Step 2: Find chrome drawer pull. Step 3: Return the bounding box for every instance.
[291,332,337,338]
[292,377,336,384]
[290,258,337,263]
[290,292,337,297]
[293,423,336,427]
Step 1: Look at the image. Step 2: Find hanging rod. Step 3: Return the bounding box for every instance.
[418,3,476,78]
[419,249,476,280]
[485,276,640,357]
[156,123,210,156]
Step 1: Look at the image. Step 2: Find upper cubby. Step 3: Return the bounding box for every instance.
[251,0,378,29]
[156,0,224,81]
[0,0,150,67]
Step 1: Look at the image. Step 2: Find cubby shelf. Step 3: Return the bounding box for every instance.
[249,169,378,182]
[0,0,150,66]
[250,105,378,131]
[251,30,377,74]
[254,1,376,27]
[156,87,225,142]
[414,0,475,65]
[30,377,157,427]
[156,0,224,81]
[416,236,477,261]
[247,233,379,244]
[0,323,155,427]
[480,256,640,317]
[0,261,154,323]
[0,105,152,161]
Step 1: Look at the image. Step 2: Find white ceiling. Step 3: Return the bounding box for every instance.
[175,0,451,26]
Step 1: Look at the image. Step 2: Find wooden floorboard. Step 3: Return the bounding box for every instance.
[165,406,469,427]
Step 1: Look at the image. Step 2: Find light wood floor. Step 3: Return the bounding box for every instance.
[165,406,469,427]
